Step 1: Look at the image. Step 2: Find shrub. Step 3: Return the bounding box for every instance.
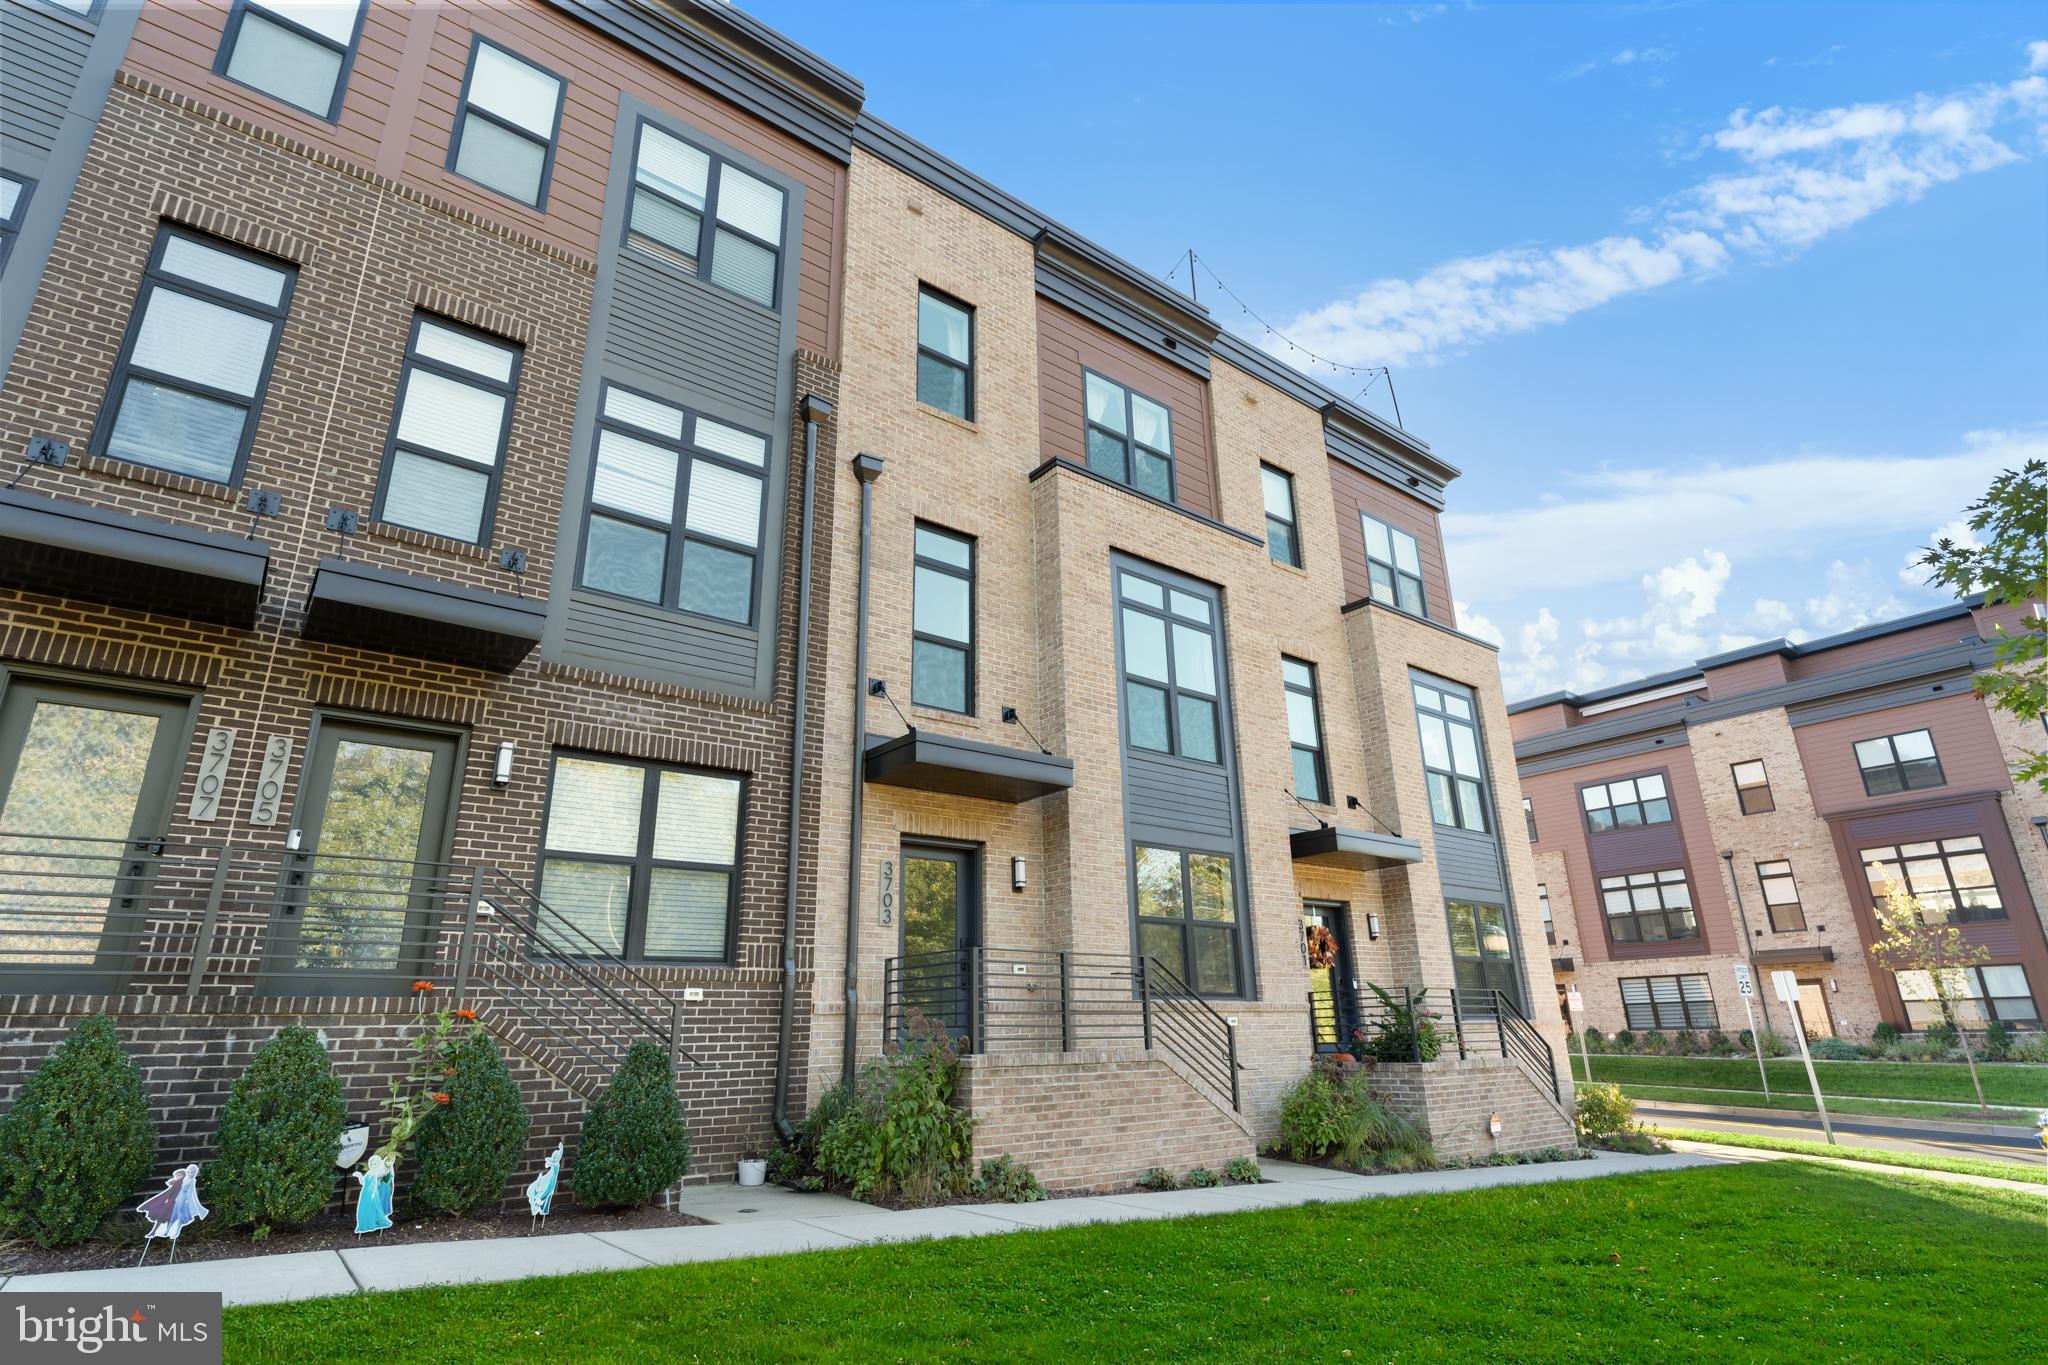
[573,1040,692,1210]
[1807,1037,1861,1061]
[412,1030,529,1216]
[1597,1128,1670,1155]
[209,1025,347,1233]
[1183,1166,1221,1188]
[1671,1030,1702,1057]
[816,1016,974,1206]
[770,1080,853,1187]
[1924,1021,1959,1053]
[1574,1082,1636,1143]
[1704,1029,1735,1057]
[1639,1030,1668,1055]
[1223,1156,1262,1184]
[2012,1033,2048,1063]
[1580,1027,1606,1054]
[1278,1067,1348,1162]
[1755,1030,1790,1058]
[0,1015,155,1248]
[970,1154,1045,1203]
[1872,1021,1900,1047]
[1612,1029,1636,1053]
[1138,1167,1177,1191]
[1983,1020,2014,1061]
[1363,983,1443,1063]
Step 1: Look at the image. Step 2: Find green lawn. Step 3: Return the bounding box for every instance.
[223,1164,2047,1362]
[1649,1126,2048,1185]
[1607,1081,2031,1125]
[1570,1054,2048,1106]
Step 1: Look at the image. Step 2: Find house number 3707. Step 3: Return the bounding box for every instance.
[188,728,236,822]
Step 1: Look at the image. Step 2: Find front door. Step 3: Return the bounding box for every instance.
[0,681,189,993]
[1797,979,1835,1038]
[1303,902,1356,1052]
[898,842,977,1039]
[1447,899,1524,1015]
[260,720,460,992]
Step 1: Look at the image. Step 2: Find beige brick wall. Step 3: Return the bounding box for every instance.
[1370,1057,1578,1159]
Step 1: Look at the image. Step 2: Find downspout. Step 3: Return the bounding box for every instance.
[1721,849,1776,1035]
[772,394,831,1140]
[842,454,885,1084]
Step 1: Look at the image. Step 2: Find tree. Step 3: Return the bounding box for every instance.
[412,1030,530,1216]
[1919,459,2048,791]
[209,1025,348,1233]
[1867,875,1991,1114]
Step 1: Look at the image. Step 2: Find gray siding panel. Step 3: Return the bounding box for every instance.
[604,256,781,418]
[0,5,91,161]
[560,593,756,691]
[1435,827,1505,901]
[1123,752,1234,847]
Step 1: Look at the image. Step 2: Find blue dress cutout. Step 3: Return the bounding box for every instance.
[355,1156,393,1235]
[526,1143,563,1223]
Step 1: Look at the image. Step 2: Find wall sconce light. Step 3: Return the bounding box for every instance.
[1488,1111,1502,1136]
[1011,857,1028,892]
[1366,913,1381,941]
[1828,978,1838,993]
[494,741,516,786]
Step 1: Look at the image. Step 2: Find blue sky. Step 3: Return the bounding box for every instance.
[751,0,2048,698]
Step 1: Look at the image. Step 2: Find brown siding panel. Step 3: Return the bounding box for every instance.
[1328,455,1455,624]
[1792,693,2010,815]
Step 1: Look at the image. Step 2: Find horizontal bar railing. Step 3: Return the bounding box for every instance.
[1304,984,1559,1100]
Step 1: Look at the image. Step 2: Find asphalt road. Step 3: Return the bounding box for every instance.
[1637,1102,2045,1168]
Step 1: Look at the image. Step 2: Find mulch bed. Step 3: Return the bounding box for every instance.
[1,1199,710,1277]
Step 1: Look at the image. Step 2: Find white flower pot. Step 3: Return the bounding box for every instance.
[737,1159,767,1187]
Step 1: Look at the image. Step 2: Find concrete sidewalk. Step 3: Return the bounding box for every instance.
[0,1151,1715,1308]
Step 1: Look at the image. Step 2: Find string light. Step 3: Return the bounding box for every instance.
[1179,250,1391,383]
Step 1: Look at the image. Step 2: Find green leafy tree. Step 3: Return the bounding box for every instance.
[0,1015,155,1247]
[1868,875,1992,1114]
[573,1040,692,1209]
[209,1025,348,1233]
[1919,459,2047,790]
[412,1030,530,1216]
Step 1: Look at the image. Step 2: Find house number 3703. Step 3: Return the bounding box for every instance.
[878,859,894,926]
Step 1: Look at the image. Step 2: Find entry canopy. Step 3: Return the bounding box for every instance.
[0,487,271,628]
[863,730,1074,804]
[1288,824,1424,869]
[303,557,544,673]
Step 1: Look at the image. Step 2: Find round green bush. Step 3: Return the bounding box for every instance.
[413,1030,530,1216]
[1872,1021,1900,1046]
[1574,1082,1637,1144]
[572,1040,691,1210]
[0,1014,156,1247]
[1807,1037,1861,1061]
[208,1024,348,1233]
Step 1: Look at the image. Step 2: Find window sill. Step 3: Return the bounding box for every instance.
[366,518,494,562]
[78,453,240,503]
[1028,457,1264,547]
[916,403,979,434]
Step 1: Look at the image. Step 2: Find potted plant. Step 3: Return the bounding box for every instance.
[737,1151,767,1187]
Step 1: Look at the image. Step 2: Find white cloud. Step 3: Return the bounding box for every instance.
[1265,61,2048,370]
[1454,599,1506,649]
[2028,39,2048,74]
[1565,46,1677,80]
[1900,517,1981,586]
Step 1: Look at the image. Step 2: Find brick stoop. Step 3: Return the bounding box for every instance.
[955,1046,1256,1193]
[1367,1056,1579,1161]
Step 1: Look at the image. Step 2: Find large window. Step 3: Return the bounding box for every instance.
[1133,844,1240,997]
[1118,567,1221,764]
[1446,900,1520,1008]
[1861,835,2003,924]
[1261,465,1301,568]
[215,0,367,121]
[1085,371,1173,502]
[1599,868,1698,944]
[449,38,564,209]
[1282,656,1328,804]
[1730,760,1775,815]
[1538,883,1554,945]
[580,384,769,626]
[915,287,972,419]
[1895,964,2039,1027]
[0,173,32,274]
[1853,728,1944,796]
[95,227,296,485]
[1360,513,1425,616]
[1413,678,1488,832]
[625,120,788,309]
[373,314,521,545]
[538,754,742,962]
[911,523,974,713]
[1620,974,1717,1030]
[1756,859,1805,932]
[1580,773,1672,832]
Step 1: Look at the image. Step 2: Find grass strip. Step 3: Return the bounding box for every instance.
[1649,1125,2048,1185]
[1613,1081,2030,1124]
[1568,1053,2048,1105]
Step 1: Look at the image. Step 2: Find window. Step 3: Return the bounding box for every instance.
[30,0,99,17]
[1620,974,1717,1030]
[911,524,974,713]
[1118,568,1221,764]
[1895,965,2039,1027]
[372,315,521,545]
[1523,797,1538,843]
[1861,836,2003,924]
[1282,656,1328,804]
[1261,465,1300,568]
[0,173,29,273]
[1133,844,1241,997]
[580,384,769,626]
[1085,371,1174,502]
[448,38,564,208]
[1853,728,1943,796]
[1599,868,1698,944]
[1756,859,1805,932]
[1360,513,1425,616]
[1538,883,1554,946]
[215,0,367,121]
[538,754,742,962]
[1731,760,1775,815]
[915,287,972,419]
[95,227,296,485]
[624,120,787,309]
[1413,678,1488,832]
[1580,773,1672,833]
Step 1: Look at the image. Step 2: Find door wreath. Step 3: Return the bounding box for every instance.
[1304,923,1339,969]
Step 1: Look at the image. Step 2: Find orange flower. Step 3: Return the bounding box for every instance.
[411,980,435,993]
[443,1066,456,1076]
[454,1008,477,1021]
[432,1091,451,1105]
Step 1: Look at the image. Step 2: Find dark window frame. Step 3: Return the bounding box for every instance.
[535,750,745,966]
[446,35,566,211]
[1261,463,1301,568]
[26,0,104,24]
[576,380,770,628]
[1619,973,1718,1029]
[1083,368,1175,503]
[1130,840,1246,1000]
[1413,676,1490,833]
[915,284,974,420]
[1731,759,1775,815]
[910,521,976,715]
[90,224,298,488]
[1598,866,1700,945]
[0,173,32,274]
[621,117,787,312]
[1116,564,1222,766]
[1861,835,2005,925]
[213,0,369,123]
[1360,511,1427,618]
[1756,859,1805,932]
[369,312,524,547]
[1896,963,2040,1027]
[1580,771,1673,834]
[1281,654,1329,805]
[1523,796,1538,843]
[1853,728,1946,797]
[1538,882,1554,946]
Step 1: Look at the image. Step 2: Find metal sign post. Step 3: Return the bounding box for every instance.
[1733,962,1769,1099]
[1774,970,1834,1144]
[1567,987,1589,1085]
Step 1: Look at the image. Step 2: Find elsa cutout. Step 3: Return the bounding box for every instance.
[136,1164,208,1266]
[354,1154,394,1235]
[526,1142,563,1230]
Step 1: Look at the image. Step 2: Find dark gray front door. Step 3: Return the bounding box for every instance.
[0,681,189,993]
[1303,901,1357,1052]
[899,842,977,1037]
[261,720,459,992]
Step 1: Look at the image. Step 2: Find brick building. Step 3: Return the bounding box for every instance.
[1511,597,2048,1044]
[1,0,1571,1201]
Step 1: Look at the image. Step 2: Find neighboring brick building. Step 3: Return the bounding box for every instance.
[1511,597,2048,1044]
